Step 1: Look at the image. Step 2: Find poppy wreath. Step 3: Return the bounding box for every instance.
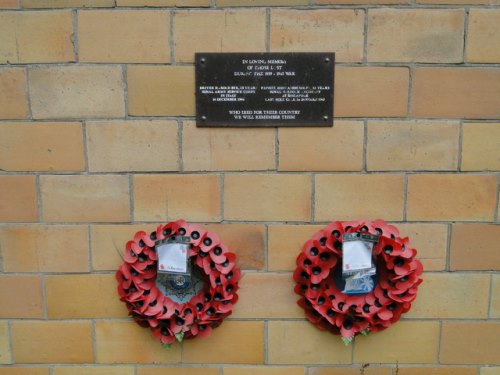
[116,219,240,345]
[293,219,423,344]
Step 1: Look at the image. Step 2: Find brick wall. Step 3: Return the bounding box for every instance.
[0,0,499,374]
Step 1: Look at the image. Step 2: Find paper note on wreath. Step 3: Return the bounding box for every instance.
[157,243,189,273]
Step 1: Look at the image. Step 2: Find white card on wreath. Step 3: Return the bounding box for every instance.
[157,243,189,273]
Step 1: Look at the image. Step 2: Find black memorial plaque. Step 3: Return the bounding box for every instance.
[195,52,334,127]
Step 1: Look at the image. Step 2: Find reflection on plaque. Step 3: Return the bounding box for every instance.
[195,52,335,127]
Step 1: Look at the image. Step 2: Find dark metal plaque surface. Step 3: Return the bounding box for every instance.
[195,52,334,127]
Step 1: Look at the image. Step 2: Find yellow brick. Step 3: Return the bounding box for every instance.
[407,174,497,221]
[138,368,218,375]
[315,174,405,221]
[183,321,264,364]
[310,368,392,375]
[268,321,351,364]
[78,10,170,63]
[0,68,28,119]
[395,223,448,271]
[182,121,275,171]
[450,224,500,270]
[0,368,49,375]
[203,224,265,270]
[268,224,323,271]
[224,367,305,375]
[0,122,84,172]
[367,121,459,171]
[232,272,302,319]
[134,174,221,222]
[0,276,43,318]
[0,225,88,272]
[0,0,19,8]
[335,67,409,117]
[0,11,74,64]
[95,321,180,364]
[481,368,500,375]
[174,10,266,63]
[117,0,209,5]
[46,274,126,319]
[12,321,93,363]
[417,0,499,6]
[128,66,194,116]
[368,9,463,63]
[398,368,477,375]
[279,121,364,171]
[0,175,37,222]
[412,68,500,119]
[461,122,500,171]
[30,66,125,119]
[406,273,489,318]
[54,367,135,375]
[0,322,11,364]
[492,275,500,318]
[270,9,364,63]
[87,120,178,172]
[355,322,439,363]
[467,10,500,63]
[23,0,114,7]
[40,175,130,222]
[90,224,152,271]
[224,174,311,221]
[440,322,500,364]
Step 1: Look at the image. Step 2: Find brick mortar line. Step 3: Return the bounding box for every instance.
[437,320,443,365]
[128,174,134,224]
[264,224,270,271]
[35,174,43,223]
[265,8,271,52]
[169,10,175,63]
[362,119,368,171]
[7,320,13,364]
[82,120,89,172]
[178,119,184,172]
[274,128,279,171]
[23,66,33,120]
[363,6,368,63]
[40,274,48,320]
[264,320,269,364]
[122,64,129,122]
[445,223,452,272]
[72,9,79,63]
[403,173,409,221]
[220,173,225,221]
[487,274,494,318]
[310,174,315,222]
[407,64,414,117]
[457,120,464,172]
[495,173,500,222]
[86,224,93,272]
[463,7,470,63]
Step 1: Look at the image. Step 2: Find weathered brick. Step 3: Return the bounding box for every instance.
[480,368,500,375]
[138,367,219,375]
[268,321,351,364]
[0,175,37,222]
[270,9,364,63]
[183,121,275,171]
[117,0,209,5]
[0,322,11,364]
[450,224,500,270]
[134,174,220,222]
[412,68,500,119]
[40,175,130,222]
[406,273,490,318]
[128,66,194,116]
[440,322,500,364]
[0,276,43,318]
[397,368,477,375]
[232,272,302,318]
[183,321,264,364]
[78,10,170,63]
[0,68,28,119]
[0,368,49,375]
[46,274,126,319]
[174,10,266,63]
[0,11,74,64]
[12,321,93,363]
[335,67,409,117]
[30,66,125,119]
[355,322,439,363]
[224,367,305,375]
[395,223,448,271]
[461,122,500,171]
[53,367,135,375]
[23,0,114,7]
[417,0,500,7]
[315,174,405,221]
[407,174,497,221]
[492,275,500,318]
[203,224,265,270]
[279,121,364,171]
[367,120,459,171]
[224,174,311,221]
[368,9,464,63]
[467,10,500,63]
[0,0,19,8]
[0,225,88,272]
[87,120,178,172]
[0,122,84,172]
[268,224,322,271]
[310,368,392,375]
[95,321,180,364]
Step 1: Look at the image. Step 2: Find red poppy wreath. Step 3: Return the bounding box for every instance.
[293,220,423,345]
[116,219,240,345]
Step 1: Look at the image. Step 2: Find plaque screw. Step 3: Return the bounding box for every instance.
[324,57,330,63]
[201,115,207,121]
[200,58,206,64]
[323,115,328,121]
